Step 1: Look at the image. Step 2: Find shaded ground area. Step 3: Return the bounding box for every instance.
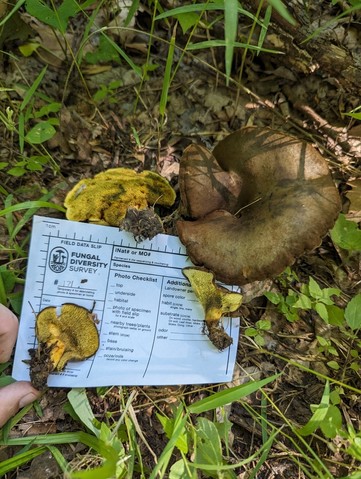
[0,1,361,478]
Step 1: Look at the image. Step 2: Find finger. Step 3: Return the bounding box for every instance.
[0,304,19,362]
[0,381,40,428]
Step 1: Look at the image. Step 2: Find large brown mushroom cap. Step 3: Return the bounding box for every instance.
[177,127,341,285]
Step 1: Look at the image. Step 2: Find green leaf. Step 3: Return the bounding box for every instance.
[194,418,223,477]
[320,404,342,438]
[254,334,265,346]
[264,291,282,305]
[149,409,188,479]
[85,35,121,64]
[293,293,312,310]
[327,361,340,371]
[188,374,280,414]
[19,41,40,56]
[157,412,188,453]
[34,102,62,118]
[245,327,258,337]
[186,39,281,54]
[315,302,329,322]
[25,121,56,144]
[256,319,271,331]
[345,294,361,330]
[330,214,361,251]
[175,12,200,34]
[0,267,17,293]
[7,166,26,177]
[169,460,197,479]
[346,437,361,462]
[316,336,329,347]
[67,388,100,437]
[326,304,344,326]
[298,382,331,436]
[25,0,79,33]
[308,277,323,300]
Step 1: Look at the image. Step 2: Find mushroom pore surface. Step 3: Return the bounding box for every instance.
[177,127,341,285]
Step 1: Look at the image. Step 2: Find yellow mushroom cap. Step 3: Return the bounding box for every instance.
[64,168,176,226]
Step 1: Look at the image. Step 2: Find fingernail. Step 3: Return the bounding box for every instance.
[19,392,39,408]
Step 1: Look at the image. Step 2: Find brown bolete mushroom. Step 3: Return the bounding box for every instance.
[177,127,341,285]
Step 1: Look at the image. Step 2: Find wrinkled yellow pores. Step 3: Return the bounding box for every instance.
[64,168,176,226]
[28,303,99,389]
[36,303,99,370]
[182,267,243,322]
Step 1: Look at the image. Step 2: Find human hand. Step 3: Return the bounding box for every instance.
[0,304,40,427]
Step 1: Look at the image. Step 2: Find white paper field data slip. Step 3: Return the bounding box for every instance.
[12,216,240,387]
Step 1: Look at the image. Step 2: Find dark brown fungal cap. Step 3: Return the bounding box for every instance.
[177,127,341,285]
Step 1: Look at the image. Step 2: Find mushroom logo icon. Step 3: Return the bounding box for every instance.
[49,247,69,273]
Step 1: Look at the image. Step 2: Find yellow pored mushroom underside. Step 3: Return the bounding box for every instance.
[28,303,99,389]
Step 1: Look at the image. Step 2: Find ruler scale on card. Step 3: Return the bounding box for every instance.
[12,216,240,387]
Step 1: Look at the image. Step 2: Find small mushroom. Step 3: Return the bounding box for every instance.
[183,267,243,350]
[28,303,99,389]
[177,127,341,285]
[64,168,176,226]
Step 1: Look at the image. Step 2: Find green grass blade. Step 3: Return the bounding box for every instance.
[9,190,55,240]
[257,5,272,56]
[267,0,296,25]
[188,373,281,414]
[124,0,139,26]
[159,23,176,118]
[0,0,25,26]
[155,3,257,22]
[149,408,188,479]
[20,66,48,112]
[189,428,278,471]
[99,31,141,77]
[18,111,25,153]
[0,201,66,217]
[47,445,69,473]
[186,39,282,54]
[224,0,238,84]
[0,446,47,475]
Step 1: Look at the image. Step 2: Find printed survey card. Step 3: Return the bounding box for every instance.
[12,216,240,387]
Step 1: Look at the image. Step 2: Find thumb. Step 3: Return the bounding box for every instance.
[0,381,40,427]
